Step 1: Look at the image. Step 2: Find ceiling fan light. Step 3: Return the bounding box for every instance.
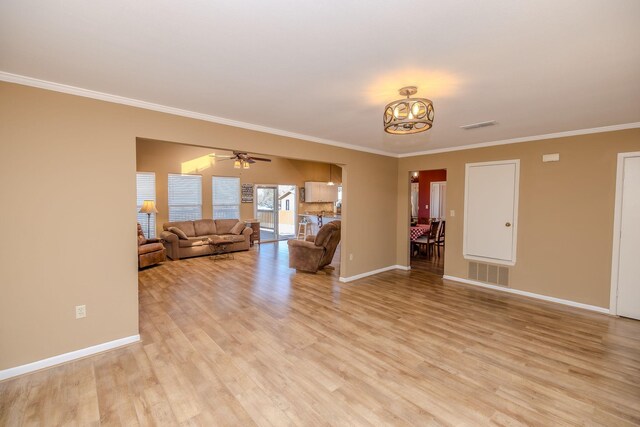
[243,161,250,169]
[234,159,241,169]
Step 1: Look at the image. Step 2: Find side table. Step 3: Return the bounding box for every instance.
[245,220,260,247]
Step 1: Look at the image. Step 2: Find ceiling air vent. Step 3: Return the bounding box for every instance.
[460,120,497,130]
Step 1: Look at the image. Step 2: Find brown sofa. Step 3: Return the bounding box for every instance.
[138,223,166,268]
[160,219,252,260]
[287,220,341,273]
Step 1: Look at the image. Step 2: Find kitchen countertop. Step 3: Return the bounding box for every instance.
[299,212,341,219]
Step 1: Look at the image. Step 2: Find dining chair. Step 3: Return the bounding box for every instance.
[425,221,439,258]
[434,220,445,257]
[413,235,429,257]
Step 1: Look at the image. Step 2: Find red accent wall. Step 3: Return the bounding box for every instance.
[418,169,447,219]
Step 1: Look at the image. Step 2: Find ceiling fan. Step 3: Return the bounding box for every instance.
[209,151,271,169]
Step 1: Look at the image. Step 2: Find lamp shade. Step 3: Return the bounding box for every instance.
[139,200,158,214]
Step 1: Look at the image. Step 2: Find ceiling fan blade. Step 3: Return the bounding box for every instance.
[246,158,256,164]
[251,157,272,162]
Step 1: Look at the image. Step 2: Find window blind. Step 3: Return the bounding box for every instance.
[136,172,156,238]
[168,174,202,221]
[212,176,240,219]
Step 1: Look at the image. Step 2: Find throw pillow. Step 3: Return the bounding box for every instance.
[168,226,188,240]
[229,221,245,235]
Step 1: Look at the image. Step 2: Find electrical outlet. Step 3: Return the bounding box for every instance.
[349,253,354,261]
[75,305,86,319]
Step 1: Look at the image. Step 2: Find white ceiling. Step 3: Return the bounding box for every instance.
[1,1,639,156]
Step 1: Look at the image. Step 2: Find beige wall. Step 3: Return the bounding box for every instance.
[3,79,635,372]
[0,82,397,370]
[397,129,640,308]
[136,139,343,231]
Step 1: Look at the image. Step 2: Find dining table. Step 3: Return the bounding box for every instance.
[410,224,430,241]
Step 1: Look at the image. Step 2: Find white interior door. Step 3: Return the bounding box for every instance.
[614,154,640,320]
[464,160,519,265]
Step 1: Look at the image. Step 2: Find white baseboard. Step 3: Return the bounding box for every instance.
[442,275,609,314]
[339,265,410,283]
[0,334,141,381]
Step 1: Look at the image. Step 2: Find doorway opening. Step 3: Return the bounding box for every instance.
[256,184,297,242]
[409,169,447,275]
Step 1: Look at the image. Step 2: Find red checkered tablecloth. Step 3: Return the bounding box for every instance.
[410,225,430,241]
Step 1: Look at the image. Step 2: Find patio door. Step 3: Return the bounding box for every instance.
[255,184,297,242]
[277,185,297,240]
[256,186,278,242]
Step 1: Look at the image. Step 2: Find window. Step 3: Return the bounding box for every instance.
[430,182,447,219]
[168,174,202,221]
[136,172,156,238]
[212,176,240,219]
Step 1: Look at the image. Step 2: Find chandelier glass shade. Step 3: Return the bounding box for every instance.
[383,86,434,135]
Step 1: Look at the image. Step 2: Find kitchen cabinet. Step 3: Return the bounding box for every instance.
[304,181,338,202]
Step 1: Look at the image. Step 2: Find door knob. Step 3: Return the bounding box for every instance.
[505,222,512,227]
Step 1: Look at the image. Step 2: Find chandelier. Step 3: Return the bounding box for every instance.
[383,86,434,134]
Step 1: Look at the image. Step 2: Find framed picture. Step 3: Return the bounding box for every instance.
[241,183,254,203]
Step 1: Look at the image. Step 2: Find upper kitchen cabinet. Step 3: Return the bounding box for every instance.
[304,181,338,202]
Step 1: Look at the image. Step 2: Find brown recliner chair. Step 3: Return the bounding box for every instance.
[137,223,166,268]
[288,220,341,273]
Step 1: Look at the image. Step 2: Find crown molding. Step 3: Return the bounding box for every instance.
[0,71,394,157]
[397,122,640,158]
[3,71,638,159]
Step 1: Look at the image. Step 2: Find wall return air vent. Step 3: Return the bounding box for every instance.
[460,120,497,130]
[468,261,509,287]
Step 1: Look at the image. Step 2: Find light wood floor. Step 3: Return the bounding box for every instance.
[411,246,445,276]
[2,243,640,426]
